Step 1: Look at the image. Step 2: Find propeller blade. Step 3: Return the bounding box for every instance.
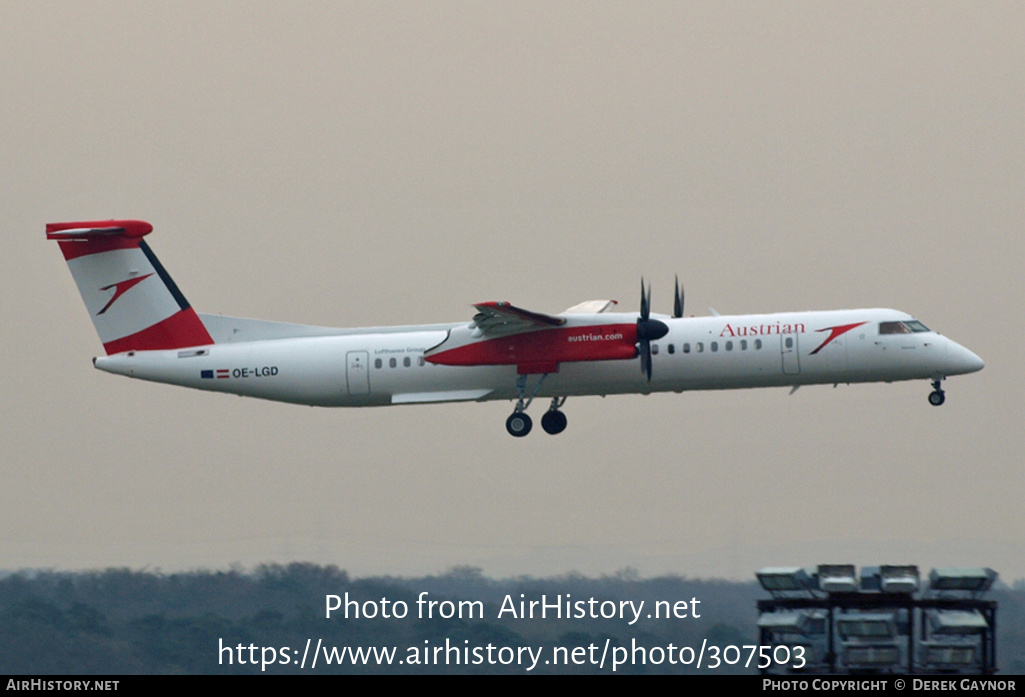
[640,278,649,320]
[674,275,684,318]
[639,339,652,381]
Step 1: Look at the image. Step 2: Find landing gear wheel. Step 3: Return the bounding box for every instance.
[541,410,568,435]
[506,412,532,437]
[928,390,946,407]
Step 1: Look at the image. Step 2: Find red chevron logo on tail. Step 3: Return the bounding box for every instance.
[97,273,154,315]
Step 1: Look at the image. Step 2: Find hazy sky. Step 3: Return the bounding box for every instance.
[3,2,1022,582]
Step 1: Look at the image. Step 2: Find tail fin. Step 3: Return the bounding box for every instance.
[47,220,214,354]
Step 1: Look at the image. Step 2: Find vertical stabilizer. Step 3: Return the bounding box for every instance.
[47,220,214,354]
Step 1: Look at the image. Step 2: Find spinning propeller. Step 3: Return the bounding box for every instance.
[635,276,686,381]
[636,279,670,382]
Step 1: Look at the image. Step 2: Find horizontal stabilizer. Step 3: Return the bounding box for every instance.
[199,314,349,343]
[46,220,153,240]
[199,314,455,343]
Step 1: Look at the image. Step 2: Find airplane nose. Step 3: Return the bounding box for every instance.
[947,341,985,375]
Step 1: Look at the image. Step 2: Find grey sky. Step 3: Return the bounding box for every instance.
[3,2,1022,580]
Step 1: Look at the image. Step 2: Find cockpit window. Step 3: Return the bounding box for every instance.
[880,320,930,334]
[879,321,910,334]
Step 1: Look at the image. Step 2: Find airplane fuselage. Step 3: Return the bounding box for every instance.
[94,308,983,408]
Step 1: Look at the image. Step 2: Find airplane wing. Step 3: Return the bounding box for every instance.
[427,299,636,371]
[470,301,566,337]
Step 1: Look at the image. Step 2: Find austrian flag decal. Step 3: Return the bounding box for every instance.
[201,369,231,379]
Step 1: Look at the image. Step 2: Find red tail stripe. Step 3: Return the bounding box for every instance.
[47,220,154,261]
[102,308,214,355]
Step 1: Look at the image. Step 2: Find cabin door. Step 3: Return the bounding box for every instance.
[346,351,370,395]
[781,334,801,375]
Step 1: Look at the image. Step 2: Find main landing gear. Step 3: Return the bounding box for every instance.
[928,378,946,407]
[541,398,568,435]
[506,411,533,437]
[505,374,568,437]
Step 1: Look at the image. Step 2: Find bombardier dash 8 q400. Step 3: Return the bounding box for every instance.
[48,220,985,437]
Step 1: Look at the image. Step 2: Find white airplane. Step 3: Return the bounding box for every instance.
[48,219,985,437]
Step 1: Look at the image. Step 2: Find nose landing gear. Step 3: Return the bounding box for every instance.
[928,378,946,406]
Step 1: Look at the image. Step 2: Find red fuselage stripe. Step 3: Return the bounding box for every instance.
[426,323,639,368]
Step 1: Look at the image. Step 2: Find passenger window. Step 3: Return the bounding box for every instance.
[725,341,733,351]
[418,356,425,366]
[711,342,718,352]
[389,357,397,368]
[403,356,411,367]
[652,343,659,355]
[755,339,762,349]
[785,337,793,349]
[374,358,382,369]
[667,344,675,354]
[740,339,747,350]
[683,343,690,353]
[696,342,704,353]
